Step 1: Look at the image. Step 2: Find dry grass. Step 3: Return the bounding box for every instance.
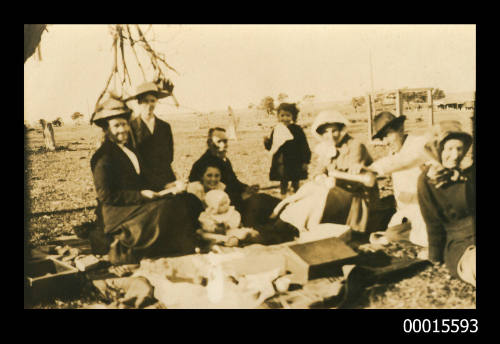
[25,104,475,308]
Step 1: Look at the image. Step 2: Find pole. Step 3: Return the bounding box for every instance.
[427,88,434,126]
[395,90,402,117]
[367,93,373,141]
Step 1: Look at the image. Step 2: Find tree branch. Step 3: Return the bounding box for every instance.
[126,25,147,81]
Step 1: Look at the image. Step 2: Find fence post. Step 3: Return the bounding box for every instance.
[396,89,402,117]
[427,88,434,126]
[366,93,373,141]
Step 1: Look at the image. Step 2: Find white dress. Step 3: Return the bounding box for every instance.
[370,134,430,247]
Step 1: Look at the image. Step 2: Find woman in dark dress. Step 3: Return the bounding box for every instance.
[90,97,203,265]
[417,121,475,286]
[264,103,311,196]
[128,81,176,192]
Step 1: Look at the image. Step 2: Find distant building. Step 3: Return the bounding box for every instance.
[434,92,475,111]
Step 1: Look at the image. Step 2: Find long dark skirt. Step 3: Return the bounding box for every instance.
[238,193,281,228]
[238,192,299,244]
[102,193,203,265]
[320,183,381,233]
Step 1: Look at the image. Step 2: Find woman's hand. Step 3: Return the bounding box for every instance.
[140,190,159,200]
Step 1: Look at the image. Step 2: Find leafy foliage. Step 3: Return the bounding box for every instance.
[432,88,446,100]
[351,96,366,111]
[259,96,275,115]
[277,93,288,103]
[71,112,84,122]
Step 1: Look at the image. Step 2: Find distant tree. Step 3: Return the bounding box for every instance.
[71,112,84,123]
[52,117,63,127]
[432,88,446,100]
[260,96,275,116]
[351,96,366,112]
[277,93,288,103]
[302,94,315,103]
[248,103,254,109]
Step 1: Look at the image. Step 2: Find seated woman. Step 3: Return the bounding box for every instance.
[417,121,475,287]
[90,97,203,265]
[186,163,254,246]
[189,158,298,245]
[186,162,227,203]
[277,110,380,233]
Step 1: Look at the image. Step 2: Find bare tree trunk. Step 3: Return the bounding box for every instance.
[40,119,56,151]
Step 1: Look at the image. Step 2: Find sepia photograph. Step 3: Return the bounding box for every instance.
[24,24,476,310]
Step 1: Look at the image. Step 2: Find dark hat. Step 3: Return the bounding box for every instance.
[91,97,132,128]
[372,112,406,140]
[424,120,473,164]
[127,81,169,101]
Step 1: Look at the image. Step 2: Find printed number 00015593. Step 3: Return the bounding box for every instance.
[403,319,478,333]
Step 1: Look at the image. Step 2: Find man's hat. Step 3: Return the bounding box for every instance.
[91,97,132,128]
[372,112,406,140]
[127,81,169,101]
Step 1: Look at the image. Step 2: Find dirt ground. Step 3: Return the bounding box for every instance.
[25,103,476,308]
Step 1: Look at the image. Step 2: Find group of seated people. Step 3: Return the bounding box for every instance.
[89,81,475,287]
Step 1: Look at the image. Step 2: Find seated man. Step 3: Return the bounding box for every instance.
[89,97,203,265]
[367,112,430,247]
[189,128,284,231]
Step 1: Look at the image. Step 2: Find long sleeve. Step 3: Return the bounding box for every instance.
[417,172,446,262]
[295,126,311,164]
[371,136,428,176]
[223,159,248,196]
[264,130,273,151]
[93,154,145,206]
[165,122,174,164]
[333,137,373,172]
[188,160,200,182]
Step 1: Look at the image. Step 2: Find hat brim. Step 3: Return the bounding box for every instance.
[440,132,473,152]
[126,90,169,101]
[91,111,132,128]
[372,115,406,140]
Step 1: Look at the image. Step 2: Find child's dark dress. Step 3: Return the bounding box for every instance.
[264,123,311,182]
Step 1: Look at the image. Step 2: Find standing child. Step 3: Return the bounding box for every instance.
[264,103,311,196]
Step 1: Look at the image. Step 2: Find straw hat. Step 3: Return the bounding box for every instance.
[128,81,169,101]
[372,112,406,140]
[91,97,132,128]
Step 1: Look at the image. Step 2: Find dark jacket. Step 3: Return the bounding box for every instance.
[264,123,311,181]
[91,139,203,263]
[188,150,248,208]
[417,165,475,277]
[130,116,176,191]
[91,139,150,234]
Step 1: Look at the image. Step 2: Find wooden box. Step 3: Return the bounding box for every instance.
[284,237,358,285]
[25,258,81,303]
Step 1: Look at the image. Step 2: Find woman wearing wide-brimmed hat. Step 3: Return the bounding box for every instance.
[89,97,203,265]
[128,81,177,192]
[276,110,380,232]
[368,111,431,247]
[417,121,475,286]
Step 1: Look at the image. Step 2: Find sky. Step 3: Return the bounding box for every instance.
[24,24,475,122]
